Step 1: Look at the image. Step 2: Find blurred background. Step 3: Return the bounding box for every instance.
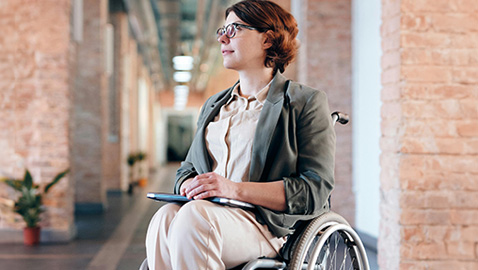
[1,0,477,269]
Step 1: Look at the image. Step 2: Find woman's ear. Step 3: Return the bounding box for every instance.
[263,30,274,49]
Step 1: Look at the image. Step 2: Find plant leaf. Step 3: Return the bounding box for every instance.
[24,170,33,189]
[2,178,23,192]
[44,168,69,193]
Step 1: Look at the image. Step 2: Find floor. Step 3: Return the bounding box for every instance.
[0,163,378,270]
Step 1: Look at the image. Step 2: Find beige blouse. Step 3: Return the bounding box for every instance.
[205,82,271,183]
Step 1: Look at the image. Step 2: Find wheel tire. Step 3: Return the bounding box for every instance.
[288,211,368,270]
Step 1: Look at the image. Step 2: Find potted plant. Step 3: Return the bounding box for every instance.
[127,153,138,195]
[136,152,148,187]
[1,168,69,246]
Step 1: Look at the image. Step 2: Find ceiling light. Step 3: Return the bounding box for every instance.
[173,71,192,83]
[173,55,194,71]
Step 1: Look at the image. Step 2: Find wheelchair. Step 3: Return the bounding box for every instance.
[140,112,370,270]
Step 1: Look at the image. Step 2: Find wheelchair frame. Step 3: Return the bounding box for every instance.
[140,112,370,270]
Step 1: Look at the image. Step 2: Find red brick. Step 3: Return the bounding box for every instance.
[382,50,401,70]
[425,260,478,270]
[401,13,430,31]
[382,31,401,51]
[431,13,478,33]
[450,210,478,225]
[399,262,427,270]
[381,100,402,118]
[401,209,451,225]
[382,14,401,35]
[382,65,401,84]
[401,32,450,48]
[401,66,451,83]
[402,0,456,12]
[382,0,401,18]
[452,0,478,12]
[459,99,478,118]
[450,33,478,48]
[402,48,450,65]
[401,242,448,260]
[450,49,478,66]
[446,242,475,259]
[382,84,401,101]
[457,121,478,137]
[462,226,478,241]
[402,225,424,242]
[453,68,478,84]
[403,118,458,137]
[453,191,478,208]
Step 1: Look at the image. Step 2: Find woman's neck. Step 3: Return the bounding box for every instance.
[237,68,274,97]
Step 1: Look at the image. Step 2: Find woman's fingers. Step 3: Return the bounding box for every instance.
[184,173,229,199]
[179,178,194,196]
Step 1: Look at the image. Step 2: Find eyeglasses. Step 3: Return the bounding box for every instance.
[216,22,265,39]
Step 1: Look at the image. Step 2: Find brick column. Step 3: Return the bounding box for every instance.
[102,12,128,191]
[111,12,131,191]
[380,0,478,268]
[294,0,354,223]
[0,0,74,242]
[72,0,108,211]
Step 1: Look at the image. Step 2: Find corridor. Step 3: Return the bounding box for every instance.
[0,163,378,270]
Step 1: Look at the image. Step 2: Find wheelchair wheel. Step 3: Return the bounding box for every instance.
[288,212,369,270]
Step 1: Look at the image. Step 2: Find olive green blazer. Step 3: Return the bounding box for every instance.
[174,73,336,237]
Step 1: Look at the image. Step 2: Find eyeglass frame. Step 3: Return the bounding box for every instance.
[216,22,267,39]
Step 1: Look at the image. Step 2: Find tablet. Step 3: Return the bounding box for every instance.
[147,192,255,209]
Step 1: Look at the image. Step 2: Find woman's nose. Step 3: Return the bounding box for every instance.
[217,34,230,44]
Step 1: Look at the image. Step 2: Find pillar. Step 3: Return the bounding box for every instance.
[72,0,108,212]
[380,0,478,268]
[0,0,75,242]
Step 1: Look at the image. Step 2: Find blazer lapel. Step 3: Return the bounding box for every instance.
[193,83,237,174]
[249,73,288,181]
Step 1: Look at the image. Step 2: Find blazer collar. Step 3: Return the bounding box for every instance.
[265,72,288,104]
[249,72,289,181]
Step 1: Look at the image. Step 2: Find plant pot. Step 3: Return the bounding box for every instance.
[24,226,40,246]
[138,178,148,187]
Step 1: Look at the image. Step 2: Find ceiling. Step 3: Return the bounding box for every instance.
[118,0,235,92]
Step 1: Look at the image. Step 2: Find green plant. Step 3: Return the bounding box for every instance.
[136,152,147,162]
[1,169,69,228]
[136,151,147,178]
[127,153,137,167]
[127,153,138,194]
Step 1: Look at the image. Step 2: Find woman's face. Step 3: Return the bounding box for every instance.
[217,12,269,72]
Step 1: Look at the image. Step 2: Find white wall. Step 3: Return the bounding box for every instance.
[352,0,382,238]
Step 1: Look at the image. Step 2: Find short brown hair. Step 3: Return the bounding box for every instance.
[226,0,299,74]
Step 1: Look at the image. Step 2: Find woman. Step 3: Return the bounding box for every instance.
[145,1,336,269]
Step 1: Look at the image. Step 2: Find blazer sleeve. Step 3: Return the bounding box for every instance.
[283,90,336,216]
[173,101,210,194]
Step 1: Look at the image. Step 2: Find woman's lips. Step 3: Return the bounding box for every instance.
[222,50,234,55]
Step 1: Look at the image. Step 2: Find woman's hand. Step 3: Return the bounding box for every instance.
[183,172,239,200]
[179,178,194,196]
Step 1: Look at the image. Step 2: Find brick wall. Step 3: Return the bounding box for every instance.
[380,0,478,268]
[296,0,354,224]
[0,0,74,241]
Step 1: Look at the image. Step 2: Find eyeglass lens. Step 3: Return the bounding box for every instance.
[217,24,236,38]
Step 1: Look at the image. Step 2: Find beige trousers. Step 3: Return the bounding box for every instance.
[145,200,285,270]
